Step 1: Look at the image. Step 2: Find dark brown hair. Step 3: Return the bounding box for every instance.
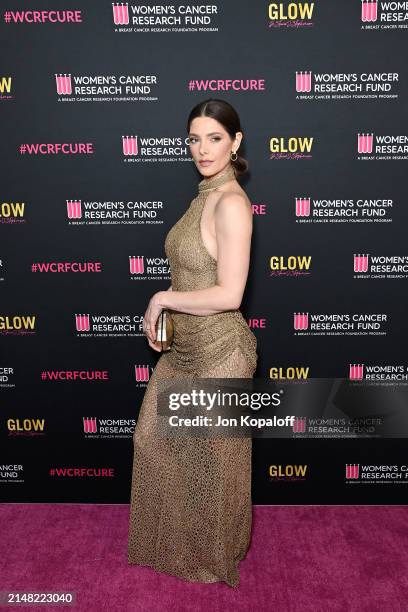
[187,98,249,177]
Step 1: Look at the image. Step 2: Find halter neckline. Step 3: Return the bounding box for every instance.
[198,166,236,193]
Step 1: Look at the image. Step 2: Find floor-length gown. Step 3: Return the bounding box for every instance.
[127,165,258,588]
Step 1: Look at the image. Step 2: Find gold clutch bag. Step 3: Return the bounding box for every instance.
[156,309,174,351]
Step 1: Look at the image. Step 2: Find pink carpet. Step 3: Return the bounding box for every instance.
[0,504,407,611]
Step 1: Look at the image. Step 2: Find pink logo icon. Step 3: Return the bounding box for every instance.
[357,133,374,154]
[129,256,145,274]
[294,312,309,330]
[361,0,378,22]
[295,71,312,93]
[349,363,364,380]
[135,365,150,382]
[76,314,90,332]
[354,253,369,273]
[292,417,306,433]
[122,135,138,156]
[83,417,97,433]
[112,2,130,25]
[67,200,82,219]
[345,463,359,479]
[295,197,311,217]
[55,74,72,95]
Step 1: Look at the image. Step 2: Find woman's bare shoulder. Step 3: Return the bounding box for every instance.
[215,186,252,211]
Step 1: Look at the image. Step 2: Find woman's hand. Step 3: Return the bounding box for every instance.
[146,336,166,352]
[142,291,167,347]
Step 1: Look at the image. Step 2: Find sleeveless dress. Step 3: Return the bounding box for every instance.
[127,165,258,588]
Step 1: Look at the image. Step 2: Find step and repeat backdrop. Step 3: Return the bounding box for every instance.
[1,1,407,503]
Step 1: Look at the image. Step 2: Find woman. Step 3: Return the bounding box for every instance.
[127,98,258,588]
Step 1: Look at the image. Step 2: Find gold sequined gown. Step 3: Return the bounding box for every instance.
[127,166,258,588]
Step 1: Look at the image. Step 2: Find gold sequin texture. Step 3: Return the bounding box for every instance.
[127,166,258,588]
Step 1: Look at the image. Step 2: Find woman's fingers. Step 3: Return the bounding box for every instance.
[143,294,163,343]
[150,318,157,343]
[147,337,162,352]
[143,312,155,343]
[148,319,156,343]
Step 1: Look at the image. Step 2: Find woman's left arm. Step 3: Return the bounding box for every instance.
[143,193,253,344]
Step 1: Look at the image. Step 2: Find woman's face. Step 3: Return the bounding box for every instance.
[188,116,241,178]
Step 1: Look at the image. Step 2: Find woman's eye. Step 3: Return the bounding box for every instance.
[188,137,221,144]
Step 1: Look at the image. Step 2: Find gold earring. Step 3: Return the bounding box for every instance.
[230,150,237,161]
